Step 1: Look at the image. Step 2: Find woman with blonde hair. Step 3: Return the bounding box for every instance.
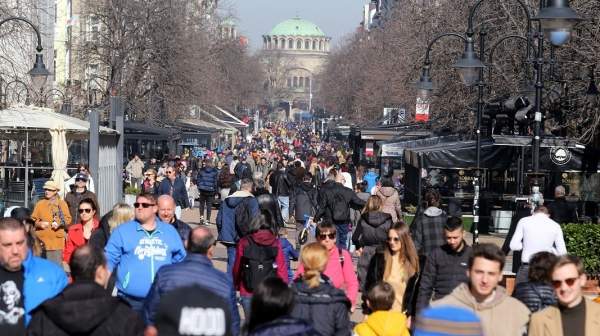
[352,195,393,289]
[89,203,134,248]
[291,242,351,336]
[364,222,420,318]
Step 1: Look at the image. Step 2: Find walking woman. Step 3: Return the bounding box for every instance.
[63,198,100,264]
[291,242,351,336]
[352,195,393,289]
[375,177,403,223]
[142,169,159,194]
[364,222,420,317]
[31,180,72,266]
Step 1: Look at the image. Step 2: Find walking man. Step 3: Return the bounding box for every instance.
[126,154,145,190]
[105,193,185,315]
[529,255,600,336]
[64,173,98,225]
[547,185,578,224]
[158,165,189,219]
[510,206,567,284]
[157,195,191,245]
[197,160,219,224]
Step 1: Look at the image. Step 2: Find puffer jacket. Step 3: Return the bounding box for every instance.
[216,190,259,243]
[376,187,402,223]
[291,276,351,336]
[432,283,531,336]
[353,310,410,336]
[291,182,318,221]
[27,282,144,336]
[248,316,319,336]
[512,281,557,313]
[197,167,219,192]
[352,212,393,290]
[315,180,366,224]
[416,242,471,312]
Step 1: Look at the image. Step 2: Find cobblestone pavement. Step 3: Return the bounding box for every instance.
[180,206,512,323]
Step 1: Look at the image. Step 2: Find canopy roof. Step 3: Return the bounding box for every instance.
[269,17,326,37]
[0,106,116,133]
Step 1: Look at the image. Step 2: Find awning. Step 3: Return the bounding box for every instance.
[0,106,116,134]
[380,135,458,157]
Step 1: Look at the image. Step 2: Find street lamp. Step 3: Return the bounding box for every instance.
[586,65,599,97]
[415,64,434,100]
[533,0,583,46]
[453,37,486,87]
[0,17,50,95]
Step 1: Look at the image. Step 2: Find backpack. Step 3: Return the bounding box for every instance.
[234,197,253,238]
[241,237,278,292]
[330,191,350,222]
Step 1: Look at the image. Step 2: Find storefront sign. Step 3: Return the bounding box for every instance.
[550,146,572,165]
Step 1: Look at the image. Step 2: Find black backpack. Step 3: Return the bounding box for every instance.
[235,198,253,238]
[241,237,278,291]
[330,191,350,222]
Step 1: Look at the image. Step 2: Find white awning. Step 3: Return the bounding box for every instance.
[0,105,116,133]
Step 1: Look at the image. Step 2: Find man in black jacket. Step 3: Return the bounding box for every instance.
[314,171,366,249]
[416,216,472,312]
[27,245,144,335]
[547,185,578,224]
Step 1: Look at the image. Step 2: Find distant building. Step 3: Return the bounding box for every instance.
[262,17,331,120]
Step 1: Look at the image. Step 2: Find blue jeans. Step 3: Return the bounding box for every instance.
[278,196,290,222]
[336,223,350,249]
[119,293,145,319]
[227,245,236,278]
[240,295,252,320]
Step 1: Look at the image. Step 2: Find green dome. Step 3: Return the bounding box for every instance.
[269,17,326,37]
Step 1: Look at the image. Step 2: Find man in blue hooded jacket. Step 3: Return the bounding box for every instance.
[216,178,259,276]
[0,217,67,331]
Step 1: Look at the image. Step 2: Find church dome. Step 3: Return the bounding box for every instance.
[269,17,326,37]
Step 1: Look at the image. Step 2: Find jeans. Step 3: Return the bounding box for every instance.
[335,223,350,249]
[119,293,145,319]
[226,245,236,278]
[198,191,215,222]
[240,295,252,320]
[278,196,290,222]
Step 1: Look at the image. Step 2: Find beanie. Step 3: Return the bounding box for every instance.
[414,306,483,336]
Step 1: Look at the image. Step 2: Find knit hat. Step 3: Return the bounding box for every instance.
[414,306,483,336]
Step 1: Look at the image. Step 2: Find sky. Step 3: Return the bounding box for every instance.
[222,0,368,51]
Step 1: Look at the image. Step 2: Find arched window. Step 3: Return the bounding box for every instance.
[319,40,323,51]
[293,77,298,87]
[299,77,304,87]
[288,39,293,49]
[305,40,310,49]
[312,40,317,50]
[274,38,278,48]
[280,38,285,49]
[296,40,302,49]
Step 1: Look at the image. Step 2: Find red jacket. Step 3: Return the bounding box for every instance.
[233,230,288,296]
[63,218,100,263]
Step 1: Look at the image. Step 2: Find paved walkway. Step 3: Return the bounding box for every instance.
[179,206,513,322]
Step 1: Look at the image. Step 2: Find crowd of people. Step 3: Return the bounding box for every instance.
[0,121,598,336]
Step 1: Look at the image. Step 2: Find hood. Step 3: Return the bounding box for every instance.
[225,190,254,207]
[299,182,314,192]
[363,311,407,336]
[292,277,350,308]
[38,282,119,333]
[424,206,444,217]
[250,229,277,246]
[377,186,397,198]
[449,283,509,311]
[361,212,392,227]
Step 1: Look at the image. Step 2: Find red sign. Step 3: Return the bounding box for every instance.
[415,97,430,122]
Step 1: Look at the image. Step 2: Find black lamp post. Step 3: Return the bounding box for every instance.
[0,17,50,96]
[586,65,599,97]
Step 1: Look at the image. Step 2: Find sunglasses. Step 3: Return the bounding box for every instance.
[134,202,156,209]
[318,233,336,240]
[75,178,87,182]
[44,188,57,192]
[387,237,401,243]
[78,208,93,214]
[166,171,173,174]
[552,277,579,289]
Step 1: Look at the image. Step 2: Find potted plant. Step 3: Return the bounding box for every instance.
[123,186,140,206]
[562,223,600,295]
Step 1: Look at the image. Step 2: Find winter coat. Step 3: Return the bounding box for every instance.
[234,161,253,180]
[295,247,359,307]
[64,189,98,225]
[169,218,191,243]
[31,198,71,250]
[157,176,190,208]
[291,277,351,336]
[248,316,319,336]
[353,310,410,336]
[352,212,393,289]
[62,218,100,264]
[271,170,293,197]
[144,254,240,334]
[512,281,557,313]
[547,197,578,224]
[216,190,259,243]
[528,298,600,336]
[410,206,447,256]
[314,180,366,224]
[375,187,402,223]
[291,182,318,221]
[363,172,379,193]
[218,169,234,189]
[126,159,144,178]
[23,251,68,325]
[416,242,472,312]
[233,229,288,296]
[89,210,112,249]
[364,248,420,316]
[432,283,530,336]
[197,167,219,193]
[256,192,285,230]
[280,237,299,283]
[27,282,144,336]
